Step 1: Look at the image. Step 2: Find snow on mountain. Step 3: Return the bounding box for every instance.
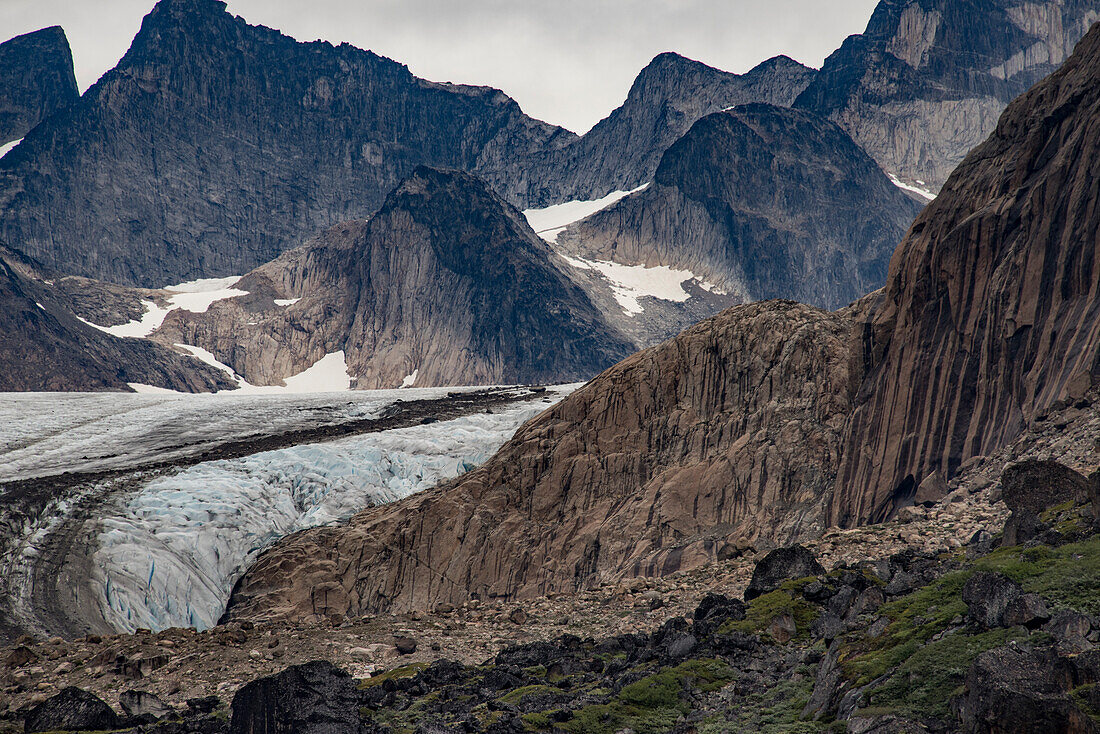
[562,255,723,316]
[522,185,649,243]
[0,137,23,159]
[887,173,937,202]
[0,387,493,482]
[89,386,573,632]
[81,276,248,338]
[161,347,353,394]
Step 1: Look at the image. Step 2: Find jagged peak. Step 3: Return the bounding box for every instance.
[2,26,69,46]
[747,54,815,75]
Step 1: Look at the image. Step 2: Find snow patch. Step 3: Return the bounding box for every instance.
[523,184,649,243]
[90,386,575,632]
[400,369,419,389]
[563,256,723,316]
[82,277,248,338]
[174,345,352,394]
[0,138,23,159]
[274,298,300,307]
[888,173,937,202]
[127,383,184,395]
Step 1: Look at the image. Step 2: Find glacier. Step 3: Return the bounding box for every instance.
[88,387,572,633]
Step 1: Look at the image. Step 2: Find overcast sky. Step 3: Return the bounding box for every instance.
[1,0,879,134]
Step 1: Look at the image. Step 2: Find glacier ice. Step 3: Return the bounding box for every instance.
[89,388,572,633]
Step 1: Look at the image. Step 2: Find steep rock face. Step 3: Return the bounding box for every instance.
[0,0,574,287]
[225,300,856,620]
[522,53,816,207]
[0,248,234,392]
[155,167,635,389]
[0,27,78,147]
[795,0,1100,190]
[557,104,923,310]
[831,22,1100,526]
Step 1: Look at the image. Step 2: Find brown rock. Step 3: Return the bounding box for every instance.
[832,23,1100,526]
[393,637,417,655]
[913,471,949,506]
[225,300,854,621]
[5,646,38,668]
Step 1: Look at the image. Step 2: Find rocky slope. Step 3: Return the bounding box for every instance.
[831,18,1100,526]
[521,53,816,207]
[0,27,78,147]
[794,0,1100,191]
[225,299,858,620]
[556,103,924,310]
[0,0,576,287]
[224,22,1100,621]
[154,167,635,389]
[0,248,233,392]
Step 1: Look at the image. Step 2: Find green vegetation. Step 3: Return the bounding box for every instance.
[358,661,429,688]
[499,685,563,706]
[974,538,1100,614]
[698,671,843,734]
[721,578,820,642]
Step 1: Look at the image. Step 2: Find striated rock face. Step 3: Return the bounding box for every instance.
[0,247,234,392]
[0,27,77,147]
[225,300,856,620]
[795,0,1100,191]
[0,0,575,287]
[831,22,1100,526]
[557,104,923,309]
[522,53,816,207]
[155,167,635,389]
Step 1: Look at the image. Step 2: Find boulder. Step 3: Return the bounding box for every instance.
[745,545,825,601]
[962,572,1024,629]
[24,687,120,733]
[229,661,366,734]
[119,689,175,720]
[692,593,746,636]
[1001,460,1090,546]
[953,645,1097,733]
[393,636,418,655]
[1002,594,1051,630]
[913,471,949,506]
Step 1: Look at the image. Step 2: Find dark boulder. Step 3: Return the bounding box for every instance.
[24,687,120,733]
[962,572,1024,629]
[692,593,746,636]
[953,645,1098,733]
[229,661,366,734]
[745,545,826,601]
[1002,594,1051,630]
[1001,460,1090,546]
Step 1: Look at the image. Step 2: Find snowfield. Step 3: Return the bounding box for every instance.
[522,185,648,243]
[81,276,248,339]
[89,386,572,632]
[563,255,724,315]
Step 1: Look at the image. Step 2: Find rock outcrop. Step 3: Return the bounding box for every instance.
[557,103,923,309]
[0,0,575,286]
[0,247,234,392]
[0,26,77,147]
[795,0,1100,191]
[831,22,1100,526]
[225,299,856,620]
[155,167,635,389]
[523,53,816,207]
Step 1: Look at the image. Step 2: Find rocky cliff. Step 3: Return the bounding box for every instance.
[0,27,77,147]
[0,248,234,392]
[795,0,1100,191]
[154,167,635,389]
[0,0,575,287]
[521,53,816,207]
[557,103,923,310]
[831,19,1100,526]
[226,21,1100,621]
[225,299,857,620]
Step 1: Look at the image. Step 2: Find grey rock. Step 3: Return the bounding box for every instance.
[155,167,635,389]
[558,103,922,311]
[962,572,1023,629]
[119,690,175,720]
[1001,460,1091,546]
[229,661,366,734]
[795,0,1098,192]
[812,612,844,642]
[913,471,949,505]
[0,26,78,146]
[1002,594,1050,630]
[745,545,826,601]
[24,687,120,733]
[393,637,418,655]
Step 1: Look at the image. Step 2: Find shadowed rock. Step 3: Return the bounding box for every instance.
[962,572,1024,629]
[0,26,77,146]
[745,545,827,601]
[229,661,366,734]
[24,687,120,733]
